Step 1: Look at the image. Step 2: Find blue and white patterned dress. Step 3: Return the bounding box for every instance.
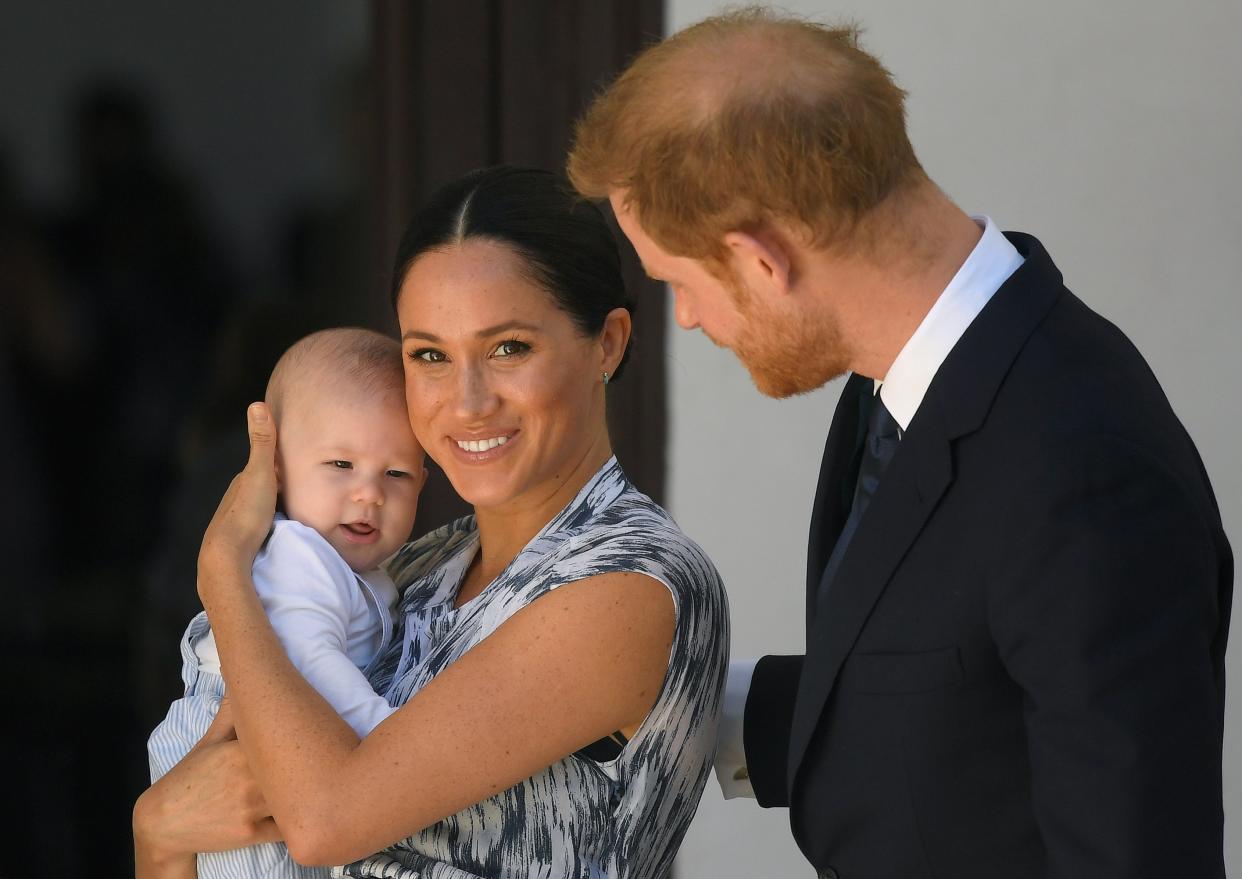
[337,457,729,879]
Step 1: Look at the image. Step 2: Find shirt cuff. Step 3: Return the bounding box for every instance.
[715,657,759,799]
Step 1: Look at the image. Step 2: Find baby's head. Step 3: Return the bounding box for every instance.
[266,328,425,572]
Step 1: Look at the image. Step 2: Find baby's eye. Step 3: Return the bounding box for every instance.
[491,339,530,358]
[409,348,446,363]
[329,460,353,470]
[386,469,410,479]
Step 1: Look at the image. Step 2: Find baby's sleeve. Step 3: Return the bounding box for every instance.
[254,525,397,737]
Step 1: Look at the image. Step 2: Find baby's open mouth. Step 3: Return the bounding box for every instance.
[341,522,379,543]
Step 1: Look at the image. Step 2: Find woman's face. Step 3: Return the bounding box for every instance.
[395,238,612,514]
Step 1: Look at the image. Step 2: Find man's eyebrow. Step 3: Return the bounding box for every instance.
[401,320,541,344]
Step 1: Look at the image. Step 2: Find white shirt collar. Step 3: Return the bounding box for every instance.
[875,216,1025,431]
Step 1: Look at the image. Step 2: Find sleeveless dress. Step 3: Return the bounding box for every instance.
[335,458,729,879]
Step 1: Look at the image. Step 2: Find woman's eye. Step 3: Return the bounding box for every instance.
[492,339,530,358]
[330,460,352,469]
[410,348,446,363]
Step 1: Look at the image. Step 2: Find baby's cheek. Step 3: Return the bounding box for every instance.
[280,482,337,540]
[392,493,420,539]
[279,490,311,529]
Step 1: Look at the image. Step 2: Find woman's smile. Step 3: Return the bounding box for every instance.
[398,239,608,514]
[450,429,519,462]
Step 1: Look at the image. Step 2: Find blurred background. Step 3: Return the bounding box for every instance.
[2,0,1239,876]
[0,1,663,872]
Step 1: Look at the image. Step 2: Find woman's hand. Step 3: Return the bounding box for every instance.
[198,403,279,600]
[134,700,281,877]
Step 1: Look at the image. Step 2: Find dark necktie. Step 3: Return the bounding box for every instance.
[816,392,902,606]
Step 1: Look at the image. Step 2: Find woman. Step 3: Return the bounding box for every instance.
[134,167,729,878]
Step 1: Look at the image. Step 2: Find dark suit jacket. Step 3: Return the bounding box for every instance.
[744,233,1232,879]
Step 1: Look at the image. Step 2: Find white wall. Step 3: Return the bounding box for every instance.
[664,1,1242,876]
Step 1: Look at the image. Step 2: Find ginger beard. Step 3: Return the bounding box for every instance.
[720,270,849,399]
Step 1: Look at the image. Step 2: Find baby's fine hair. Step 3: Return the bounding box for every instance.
[265,327,404,422]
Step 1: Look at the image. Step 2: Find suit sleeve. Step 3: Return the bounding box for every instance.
[743,653,804,808]
[988,435,1229,877]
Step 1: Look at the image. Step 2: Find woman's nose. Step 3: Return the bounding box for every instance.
[452,363,500,420]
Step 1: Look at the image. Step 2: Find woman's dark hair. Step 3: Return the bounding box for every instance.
[390,166,635,380]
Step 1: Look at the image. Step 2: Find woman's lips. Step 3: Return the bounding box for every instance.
[339,522,380,544]
[449,430,518,463]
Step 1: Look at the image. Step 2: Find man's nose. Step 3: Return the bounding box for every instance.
[672,288,700,330]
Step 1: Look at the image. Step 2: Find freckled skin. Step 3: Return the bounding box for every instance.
[396,239,622,601]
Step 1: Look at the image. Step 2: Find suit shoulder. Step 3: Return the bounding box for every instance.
[987,292,1199,468]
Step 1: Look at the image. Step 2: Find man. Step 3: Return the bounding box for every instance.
[569,9,1231,879]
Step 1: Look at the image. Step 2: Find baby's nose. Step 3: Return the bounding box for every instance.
[354,479,384,505]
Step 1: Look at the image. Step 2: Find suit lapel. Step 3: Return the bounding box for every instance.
[805,373,871,624]
[787,402,954,785]
[785,231,1068,796]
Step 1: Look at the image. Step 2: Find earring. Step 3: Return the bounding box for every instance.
[602,371,611,386]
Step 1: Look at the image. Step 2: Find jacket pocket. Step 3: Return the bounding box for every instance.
[840,645,963,694]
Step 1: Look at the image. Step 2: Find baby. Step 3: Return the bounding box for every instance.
[148,327,425,878]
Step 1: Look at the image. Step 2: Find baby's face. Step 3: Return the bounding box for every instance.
[276,389,425,571]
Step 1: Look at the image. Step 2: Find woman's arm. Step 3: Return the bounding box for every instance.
[200,405,677,866]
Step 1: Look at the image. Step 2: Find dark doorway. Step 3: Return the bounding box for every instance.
[372,0,667,534]
[1,1,664,873]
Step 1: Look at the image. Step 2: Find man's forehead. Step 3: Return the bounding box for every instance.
[606,192,654,251]
[606,189,701,283]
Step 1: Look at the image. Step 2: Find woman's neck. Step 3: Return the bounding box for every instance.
[456,435,614,606]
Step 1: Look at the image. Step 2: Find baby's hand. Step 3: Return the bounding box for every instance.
[199,403,279,590]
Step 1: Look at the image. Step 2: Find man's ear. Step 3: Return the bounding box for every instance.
[723,227,794,297]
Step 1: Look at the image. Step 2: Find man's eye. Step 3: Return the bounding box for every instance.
[410,348,446,363]
[492,339,530,358]
[330,460,352,469]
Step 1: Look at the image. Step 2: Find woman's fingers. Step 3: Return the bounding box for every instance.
[252,817,283,845]
[243,403,277,486]
[196,698,237,747]
[199,403,280,578]
[135,738,279,856]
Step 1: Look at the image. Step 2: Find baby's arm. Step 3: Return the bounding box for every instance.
[254,523,397,738]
